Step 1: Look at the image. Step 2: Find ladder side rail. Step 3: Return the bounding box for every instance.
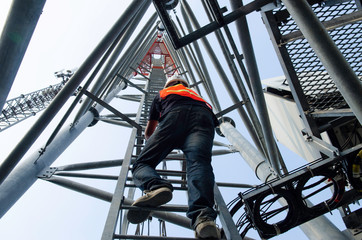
[102,44,157,236]
[164,38,186,79]
[101,77,147,240]
[176,46,199,89]
[121,74,153,234]
[163,26,200,94]
[213,185,242,240]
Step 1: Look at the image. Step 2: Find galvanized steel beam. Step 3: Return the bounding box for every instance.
[0,0,46,112]
[181,0,265,156]
[230,0,282,175]
[0,0,145,184]
[73,3,154,121]
[0,84,125,217]
[43,176,192,229]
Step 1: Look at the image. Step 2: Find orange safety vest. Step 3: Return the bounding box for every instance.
[159,84,212,109]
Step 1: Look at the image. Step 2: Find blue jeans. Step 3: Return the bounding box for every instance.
[132,104,217,228]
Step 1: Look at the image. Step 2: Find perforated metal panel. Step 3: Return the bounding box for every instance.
[275,0,361,111]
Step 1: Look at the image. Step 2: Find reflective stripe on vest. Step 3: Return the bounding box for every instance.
[159,84,212,109]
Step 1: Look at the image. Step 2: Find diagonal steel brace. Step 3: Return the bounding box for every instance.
[83,90,142,131]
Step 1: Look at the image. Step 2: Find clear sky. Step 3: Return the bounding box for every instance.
[0,1,348,240]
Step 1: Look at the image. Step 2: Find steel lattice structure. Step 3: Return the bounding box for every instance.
[0,70,74,132]
[0,83,64,131]
[0,0,361,240]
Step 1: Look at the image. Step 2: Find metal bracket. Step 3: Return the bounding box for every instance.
[83,90,142,131]
[117,74,147,94]
[129,67,151,81]
[189,81,203,88]
[260,1,282,12]
[215,101,244,118]
[164,66,180,75]
[305,135,340,158]
[342,207,362,238]
[153,0,274,49]
[38,167,57,179]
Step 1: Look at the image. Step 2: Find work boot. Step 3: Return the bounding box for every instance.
[127,187,172,224]
[195,220,221,239]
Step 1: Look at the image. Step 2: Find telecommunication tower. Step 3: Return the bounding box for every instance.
[0,69,74,132]
[0,0,361,240]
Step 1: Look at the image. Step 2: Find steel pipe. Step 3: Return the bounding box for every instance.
[230,0,282,175]
[44,176,191,229]
[219,121,275,181]
[74,5,155,121]
[0,0,146,184]
[0,84,125,218]
[0,0,46,112]
[181,0,265,155]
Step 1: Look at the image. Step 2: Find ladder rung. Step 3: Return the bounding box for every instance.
[126,184,188,191]
[120,204,188,212]
[114,235,198,240]
[130,157,186,161]
[156,169,186,176]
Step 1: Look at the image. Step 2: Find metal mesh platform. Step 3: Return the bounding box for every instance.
[275,0,361,111]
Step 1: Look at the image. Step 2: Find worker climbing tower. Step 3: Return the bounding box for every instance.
[0,0,361,239]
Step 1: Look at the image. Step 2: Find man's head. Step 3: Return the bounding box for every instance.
[164,75,189,88]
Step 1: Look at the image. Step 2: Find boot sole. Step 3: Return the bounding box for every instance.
[196,223,221,239]
[127,188,172,224]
